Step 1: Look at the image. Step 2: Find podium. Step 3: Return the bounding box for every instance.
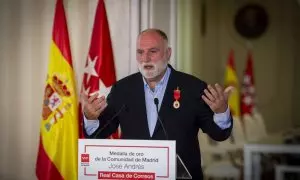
[78,139,192,180]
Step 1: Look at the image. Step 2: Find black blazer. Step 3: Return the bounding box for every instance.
[86,65,233,179]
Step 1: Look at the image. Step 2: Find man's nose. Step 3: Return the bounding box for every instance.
[140,53,151,62]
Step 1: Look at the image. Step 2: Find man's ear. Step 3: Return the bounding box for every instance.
[167,47,172,60]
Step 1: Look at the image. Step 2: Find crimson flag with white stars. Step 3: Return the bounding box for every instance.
[241,51,255,115]
[79,0,119,138]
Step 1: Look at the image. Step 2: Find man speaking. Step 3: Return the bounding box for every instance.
[82,28,233,179]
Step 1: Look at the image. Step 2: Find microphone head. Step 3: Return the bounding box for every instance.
[154,98,159,105]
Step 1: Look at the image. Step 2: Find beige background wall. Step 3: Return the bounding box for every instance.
[293,1,300,127]
[178,0,300,133]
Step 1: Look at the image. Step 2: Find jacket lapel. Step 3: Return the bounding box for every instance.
[133,74,151,138]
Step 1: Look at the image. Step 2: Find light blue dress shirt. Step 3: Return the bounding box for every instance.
[84,67,231,136]
[143,66,171,136]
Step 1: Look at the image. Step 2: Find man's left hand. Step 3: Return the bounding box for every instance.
[201,83,234,114]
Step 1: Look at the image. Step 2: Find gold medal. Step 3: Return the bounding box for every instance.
[173,100,180,109]
[173,87,181,109]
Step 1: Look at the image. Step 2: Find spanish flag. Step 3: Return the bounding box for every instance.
[224,49,241,118]
[36,0,78,179]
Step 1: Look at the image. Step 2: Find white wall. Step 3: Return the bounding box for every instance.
[142,0,177,67]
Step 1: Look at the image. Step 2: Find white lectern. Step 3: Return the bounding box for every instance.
[78,139,192,180]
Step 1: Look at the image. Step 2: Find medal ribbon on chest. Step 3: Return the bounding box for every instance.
[173,87,181,109]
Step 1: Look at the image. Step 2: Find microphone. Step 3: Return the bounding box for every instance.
[154,98,168,140]
[92,104,126,139]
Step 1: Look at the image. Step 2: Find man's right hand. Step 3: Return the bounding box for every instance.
[81,93,107,120]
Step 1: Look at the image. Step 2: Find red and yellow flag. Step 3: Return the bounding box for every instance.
[224,49,241,118]
[36,0,78,179]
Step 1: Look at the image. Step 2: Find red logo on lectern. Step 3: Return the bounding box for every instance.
[81,154,90,166]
